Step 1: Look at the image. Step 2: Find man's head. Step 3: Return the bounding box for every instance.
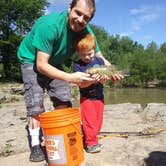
[75,33,96,63]
[67,0,96,32]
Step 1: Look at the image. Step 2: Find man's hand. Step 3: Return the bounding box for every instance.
[70,72,96,85]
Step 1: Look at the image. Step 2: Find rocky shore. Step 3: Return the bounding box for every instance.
[0,83,166,166]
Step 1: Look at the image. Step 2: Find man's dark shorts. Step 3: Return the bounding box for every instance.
[21,64,72,116]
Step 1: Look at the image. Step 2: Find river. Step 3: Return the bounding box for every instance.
[104,87,166,108]
[73,87,166,108]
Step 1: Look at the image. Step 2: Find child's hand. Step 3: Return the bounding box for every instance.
[99,74,109,84]
[111,73,124,82]
[91,74,109,84]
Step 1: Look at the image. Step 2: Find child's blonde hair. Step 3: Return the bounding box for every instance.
[75,33,96,51]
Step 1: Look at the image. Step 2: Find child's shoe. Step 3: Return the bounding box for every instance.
[86,143,103,153]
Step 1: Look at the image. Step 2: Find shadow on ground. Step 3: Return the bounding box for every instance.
[144,151,166,166]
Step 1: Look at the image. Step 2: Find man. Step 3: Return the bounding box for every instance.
[17,0,123,162]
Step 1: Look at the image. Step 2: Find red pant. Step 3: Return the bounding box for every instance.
[80,97,104,146]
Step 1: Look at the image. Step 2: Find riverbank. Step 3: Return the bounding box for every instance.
[0,83,166,166]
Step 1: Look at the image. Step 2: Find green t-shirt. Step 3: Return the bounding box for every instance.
[17,11,100,67]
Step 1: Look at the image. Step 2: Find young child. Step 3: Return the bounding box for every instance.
[73,33,109,153]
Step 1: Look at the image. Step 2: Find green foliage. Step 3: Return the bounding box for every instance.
[0,0,48,80]
[160,42,166,53]
[90,24,111,61]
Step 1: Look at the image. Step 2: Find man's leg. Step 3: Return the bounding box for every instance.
[21,64,45,162]
[28,115,45,162]
[48,79,72,109]
[28,115,40,147]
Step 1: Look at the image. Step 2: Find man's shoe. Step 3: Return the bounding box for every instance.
[86,143,103,153]
[29,145,45,162]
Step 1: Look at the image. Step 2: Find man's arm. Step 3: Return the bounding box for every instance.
[36,50,95,85]
[95,51,111,66]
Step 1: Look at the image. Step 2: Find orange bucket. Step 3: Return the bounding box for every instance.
[40,108,84,166]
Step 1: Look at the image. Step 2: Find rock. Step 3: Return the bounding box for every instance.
[141,103,166,126]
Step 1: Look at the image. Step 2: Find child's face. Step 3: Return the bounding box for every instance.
[78,49,95,63]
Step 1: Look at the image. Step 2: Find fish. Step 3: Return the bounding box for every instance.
[86,65,130,78]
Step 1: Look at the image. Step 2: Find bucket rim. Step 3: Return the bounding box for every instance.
[40,117,81,128]
[39,107,79,118]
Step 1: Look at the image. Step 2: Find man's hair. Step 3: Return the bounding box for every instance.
[70,0,96,19]
[75,33,96,51]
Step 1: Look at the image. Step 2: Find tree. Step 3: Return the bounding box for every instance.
[0,0,48,80]
[90,24,111,61]
[157,42,166,82]
[159,42,166,53]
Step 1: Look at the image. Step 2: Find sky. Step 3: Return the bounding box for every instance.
[46,0,166,48]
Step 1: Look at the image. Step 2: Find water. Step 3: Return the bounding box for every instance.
[73,87,166,108]
[104,87,166,108]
